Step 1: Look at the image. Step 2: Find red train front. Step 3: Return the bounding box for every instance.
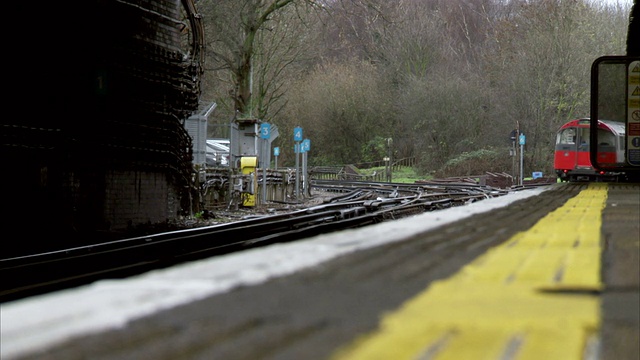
[554,118,626,182]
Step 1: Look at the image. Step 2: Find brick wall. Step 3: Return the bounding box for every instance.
[103,170,179,231]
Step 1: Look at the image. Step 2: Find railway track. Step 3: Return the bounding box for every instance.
[0,180,536,303]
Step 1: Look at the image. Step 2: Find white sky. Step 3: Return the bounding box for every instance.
[596,0,634,7]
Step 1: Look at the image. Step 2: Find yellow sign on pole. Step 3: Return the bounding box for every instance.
[241,156,257,207]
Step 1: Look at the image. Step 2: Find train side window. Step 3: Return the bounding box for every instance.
[597,129,615,147]
[577,128,589,149]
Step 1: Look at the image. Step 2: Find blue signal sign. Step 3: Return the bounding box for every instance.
[294,127,303,142]
[260,123,271,139]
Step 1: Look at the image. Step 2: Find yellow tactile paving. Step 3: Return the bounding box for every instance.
[331,183,607,360]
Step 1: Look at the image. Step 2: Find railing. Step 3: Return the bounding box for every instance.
[352,157,415,170]
[391,157,416,170]
[309,166,346,180]
[312,157,416,181]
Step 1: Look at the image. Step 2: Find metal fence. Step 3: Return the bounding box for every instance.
[310,157,416,182]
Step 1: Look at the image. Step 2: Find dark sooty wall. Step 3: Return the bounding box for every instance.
[2,0,204,255]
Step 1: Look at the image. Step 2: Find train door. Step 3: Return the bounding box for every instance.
[575,126,591,168]
[555,126,578,170]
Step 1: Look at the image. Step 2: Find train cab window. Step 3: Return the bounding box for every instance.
[557,128,575,145]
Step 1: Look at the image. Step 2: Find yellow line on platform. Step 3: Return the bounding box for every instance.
[331,183,608,360]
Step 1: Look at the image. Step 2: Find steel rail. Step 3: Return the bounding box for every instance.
[0,182,516,303]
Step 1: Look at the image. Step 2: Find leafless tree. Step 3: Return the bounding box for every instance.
[198,0,321,128]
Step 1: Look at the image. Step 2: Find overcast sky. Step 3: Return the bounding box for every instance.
[598,0,633,6]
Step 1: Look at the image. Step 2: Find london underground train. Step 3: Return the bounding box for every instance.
[554,118,626,182]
